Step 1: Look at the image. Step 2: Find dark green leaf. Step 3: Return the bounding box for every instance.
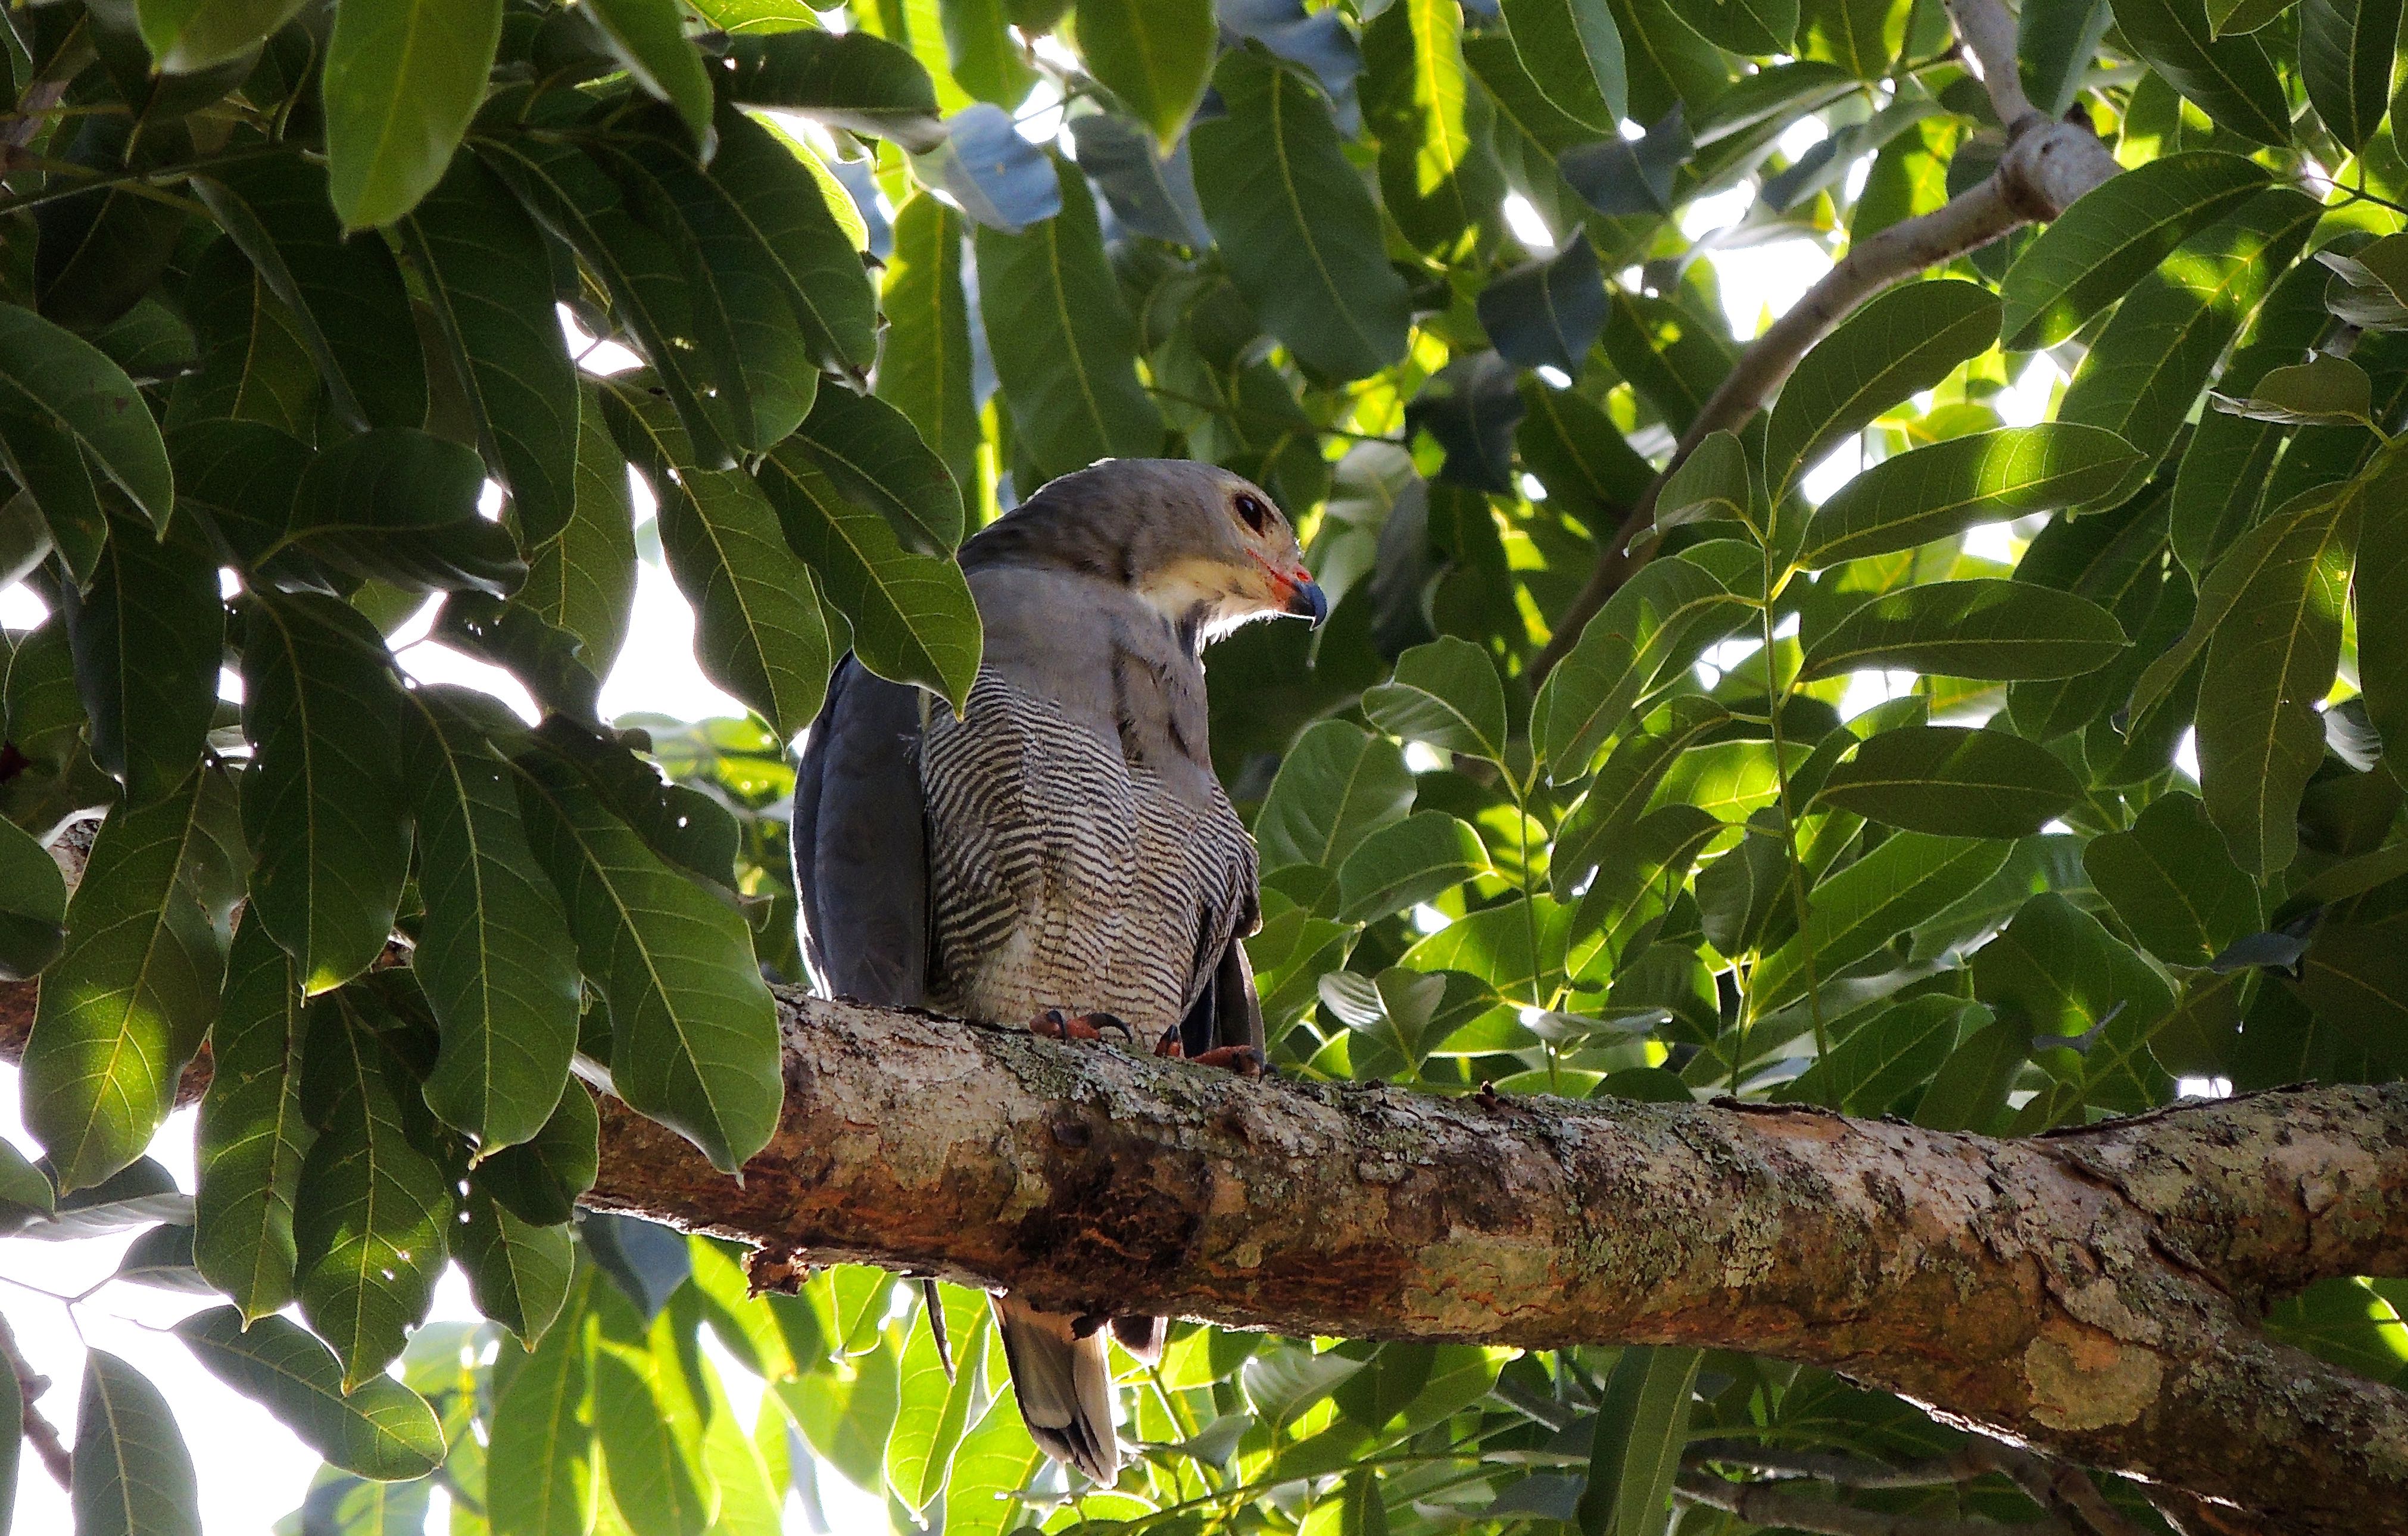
[194,917,312,1320]
[403,688,583,1151]
[1779,995,1979,1114]
[240,591,411,994]
[73,1350,200,1536]
[877,195,981,494]
[788,387,965,555]
[457,1183,575,1344]
[710,104,880,379]
[588,0,718,154]
[1078,0,1217,146]
[0,302,176,578]
[1195,48,1412,382]
[476,1079,600,1228]
[1253,720,1417,872]
[24,769,240,1191]
[512,750,782,1173]
[1976,893,2172,1116]
[175,1307,447,1480]
[1750,834,2013,1017]
[1501,0,1628,129]
[1814,725,2083,838]
[1336,813,1491,923]
[134,0,312,72]
[2083,790,2262,967]
[975,154,1164,479]
[520,383,639,683]
[0,814,65,982]
[757,443,981,710]
[1477,236,1608,376]
[193,157,430,433]
[1764,280,1999,497]
[1576,1346,1698,1536]
[1798,424,2143,568]
[2301,0,2403,149]
[1801,579,2128,680]
[279,427,523,595]
[2108,0,2291,143]
[402,155,582,546]
[1997,151,2270,349]
[293,992,456,1388]
[719,29,947,149]
[1364,636,1509,765]
[63,509,223,808]
[323,0,506,229]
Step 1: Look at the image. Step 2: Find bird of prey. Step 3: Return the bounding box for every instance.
[791,459,1327,1485]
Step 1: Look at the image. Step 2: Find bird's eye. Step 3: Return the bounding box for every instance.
[1235,493,1271,534]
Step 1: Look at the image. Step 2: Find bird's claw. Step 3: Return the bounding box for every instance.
[1153,1025,1268,1078]
[1031,1008,1133,1044]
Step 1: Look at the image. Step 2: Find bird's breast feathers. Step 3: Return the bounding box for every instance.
[919,667,1255,1037]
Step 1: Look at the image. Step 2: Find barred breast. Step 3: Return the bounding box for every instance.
[919,669,1255,1037]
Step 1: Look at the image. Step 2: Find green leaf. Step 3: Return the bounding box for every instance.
[1913,1010,2028,1132]
[1801,579,2128,680]
[2083,790,2262,967]
[283,427,525,595]
[294,994,457,1389]
[0,303,175,578]
[1781,995,1980,1114]
[1998,151,2271,349]
[511,750,781,1173]
[877,195,981,494]
[588,0,719,155]
[1764,279,2000,497]
[1575,1346,1699,1536]
[1336,813,1491,923]
[240,591,411,995]
[401,155,582,546]
[521,383,639,681]
[609,389,834,736]
[25,769,240,1191]
[942,1391,1042,1536]
[885,1285,990,1510]
[2195,486,2357,876]
[1253,720,1417,872]
[591,1287,715,1536]
[1362,636,1509,765]
[0,815,65,982]
[456,1182,575,1344]
[1195,48,1412,382]
[1534,551,1752,778]
[1502,0,1628,129]
[2212,354,2375,425]
[402,689,582,1151]
[756,442,982,710]
[1654,429,1754,534]
[193,157,429,433]
[161,245,319,439]
[2056,189,2322,510]
[2301,0,2403,149]
[322,0,505,229]
[2109,0,2291,143]
[62,511,222,810]
[1364,0,1505,256]
[1077,0,1216,146]
[175,1307,446,1480]
[710,104,881,379]
[1750,834,2013,1017]
[194,919,313,1320]
[487,1272,597,1536]
[1976,893,2172,1116]
[1798,425,2143,568]
[475,136,743,469]
[788,386,965,555]
[1551,696,1731,900]
[718,29,947,148]
[975,154,1164,479]
[1814,725,2083,838]
[133,0,310,71]
[73,1350,200,1536]
[475,1079,599,1228]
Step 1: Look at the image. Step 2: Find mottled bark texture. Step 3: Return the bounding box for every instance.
[577,992,2408,1535]
[1,977,2403,1528]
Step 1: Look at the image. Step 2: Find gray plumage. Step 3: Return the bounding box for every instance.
[791,459,1324,1485]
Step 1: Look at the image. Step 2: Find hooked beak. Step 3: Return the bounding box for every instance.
[1285,577,1329,627]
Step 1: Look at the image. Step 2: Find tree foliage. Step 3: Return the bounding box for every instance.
[0,0,2403,1531]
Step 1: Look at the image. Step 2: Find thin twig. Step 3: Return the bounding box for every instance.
[0,1312,72,1488]
[1676,1471,2079,1536]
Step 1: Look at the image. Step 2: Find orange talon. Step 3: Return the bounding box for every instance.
[1030,1009,1132,1044]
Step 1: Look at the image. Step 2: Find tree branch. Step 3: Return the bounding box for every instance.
[0,980,2401,1529]
[1529,0,2122,683]
[1676,1470,2078,1536]
[0,1312,73,1488]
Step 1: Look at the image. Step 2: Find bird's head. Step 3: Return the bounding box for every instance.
[963,459,1328,643]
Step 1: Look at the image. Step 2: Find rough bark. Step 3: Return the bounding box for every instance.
[562,991,2408,1534]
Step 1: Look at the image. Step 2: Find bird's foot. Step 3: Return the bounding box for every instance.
[1153,1025,1269,1078]
[1030,1008,1133,1044]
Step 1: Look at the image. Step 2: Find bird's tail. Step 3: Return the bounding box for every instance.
[993,1293,1121,1485]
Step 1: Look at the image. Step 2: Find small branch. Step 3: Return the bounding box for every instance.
[1686,1440,2005,1489]
[1528,0,2121,684]
[1675,1471,2079,1536]
[0,1313,72,1488]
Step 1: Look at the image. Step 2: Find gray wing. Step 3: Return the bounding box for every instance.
[791,655,929,1007]
[1175,925,1265,1060]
